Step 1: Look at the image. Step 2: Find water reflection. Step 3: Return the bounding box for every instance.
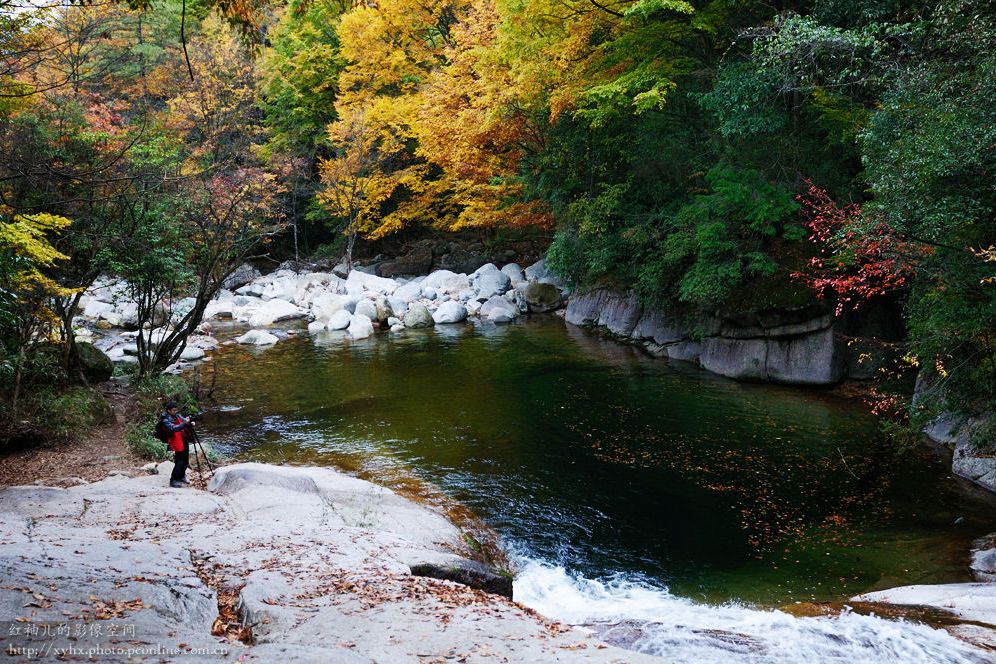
[196,316,996,604]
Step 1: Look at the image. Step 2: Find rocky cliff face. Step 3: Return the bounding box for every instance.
[565,289,851,386]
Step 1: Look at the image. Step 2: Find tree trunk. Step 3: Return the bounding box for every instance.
[10,344,26,420]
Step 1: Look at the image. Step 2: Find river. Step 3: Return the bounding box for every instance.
[195,316,996,662]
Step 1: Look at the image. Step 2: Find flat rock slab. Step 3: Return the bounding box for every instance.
[0,463,659,663]
[853,583,996,625]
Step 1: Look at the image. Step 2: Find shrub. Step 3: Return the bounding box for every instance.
[21,386,112,442]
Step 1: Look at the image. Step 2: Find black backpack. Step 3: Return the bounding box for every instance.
[153,416,170,444]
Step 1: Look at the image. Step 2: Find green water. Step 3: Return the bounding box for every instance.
[197,317,996,606]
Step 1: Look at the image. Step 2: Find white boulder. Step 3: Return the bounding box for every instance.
[501,263,525,284]
[354,299,378,321]
[432,301,467,324]
[387,296,408,317]
[421,270,459,289]
[345,270,398,295]
[347,314,375,339]
[204,299,234,320]
[488,308,515,324]
[394,281,423,303]
[247,299,306,327]
[236,330,279,346]
[179,346,206,361]
[83,300,114,319]
[480,295,518,319]
[310,292,346,322]
[472,263,511,299]
[327,309,352,331]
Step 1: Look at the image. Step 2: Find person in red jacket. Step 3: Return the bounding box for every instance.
[159,402,192,488]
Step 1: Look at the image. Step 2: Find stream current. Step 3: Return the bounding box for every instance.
[197,316,996,662]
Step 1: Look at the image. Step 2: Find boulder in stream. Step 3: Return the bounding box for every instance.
[404,304,434,329]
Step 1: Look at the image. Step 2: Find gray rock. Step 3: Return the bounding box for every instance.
[631,308,684,346]
[765,327,846,385]
[247,299,306,327]
[421,270,460,289]
[374,297,392,324]
[700,328,846,385]
[700,337,768,381]
[376,247,433,278]
[665,340,702,363]
[76,342,113,383]
[222,263,262,290]
[344,270,398,295]
[432,300,467,324]
[387,316,402,327]
[524,258,565,289]
[972,534,996,582]
[0,465,663,664]
[524,282,564,314]
[410,559,513,599]
[390,324,405,332]
[83,299,114,319]
[438,248,487,274]
[342,295,360,314]
[403,304,434,329]
[565,290,640,335]
[310,292,346,323]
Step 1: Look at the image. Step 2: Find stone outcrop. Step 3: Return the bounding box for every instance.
[565,288,849,386]
[915,372,996,493]
[0,463,657,663]
[922,413,996,491]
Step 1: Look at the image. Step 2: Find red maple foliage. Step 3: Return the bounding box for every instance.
[792,179,926,315]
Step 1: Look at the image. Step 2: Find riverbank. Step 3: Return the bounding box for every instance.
[0,462,662,663]
[2,375,996,661]
[0,380,146,488]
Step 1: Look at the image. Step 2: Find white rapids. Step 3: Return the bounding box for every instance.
[513,558,987,664]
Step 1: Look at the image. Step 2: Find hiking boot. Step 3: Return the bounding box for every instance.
[169,480,185,488]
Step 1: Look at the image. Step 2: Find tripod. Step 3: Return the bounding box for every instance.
[186,423,216,478]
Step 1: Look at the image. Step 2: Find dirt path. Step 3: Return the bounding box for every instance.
[0,380,148,488]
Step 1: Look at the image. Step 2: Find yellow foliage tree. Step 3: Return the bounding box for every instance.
[0,211,75,415]
[322,0,550,247]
